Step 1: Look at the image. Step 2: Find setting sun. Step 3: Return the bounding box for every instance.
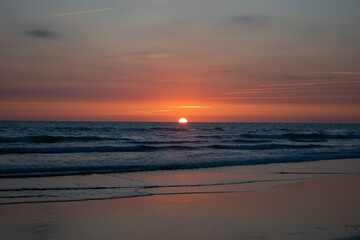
[178,118,188,124]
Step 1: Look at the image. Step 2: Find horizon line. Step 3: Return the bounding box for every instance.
[0,120,359,124]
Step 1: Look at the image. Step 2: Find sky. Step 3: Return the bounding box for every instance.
[0,0,359,122]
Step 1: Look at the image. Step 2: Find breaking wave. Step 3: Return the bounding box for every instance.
[0,143,328,154]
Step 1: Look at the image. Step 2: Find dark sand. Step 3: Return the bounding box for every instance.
[0,173,359,240]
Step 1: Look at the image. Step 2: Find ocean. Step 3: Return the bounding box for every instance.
[0,121,359,205]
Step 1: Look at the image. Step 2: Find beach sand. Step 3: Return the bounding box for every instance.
[0,172,359,240]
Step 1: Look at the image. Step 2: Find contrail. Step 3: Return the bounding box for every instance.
[38,8,113,19]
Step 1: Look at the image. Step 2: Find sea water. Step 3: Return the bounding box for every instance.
[0,121,359,204]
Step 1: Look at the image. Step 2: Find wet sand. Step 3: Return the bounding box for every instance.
[0,173,359,240]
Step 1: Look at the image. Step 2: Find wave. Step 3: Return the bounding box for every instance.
[0,136,206,145]
[127,127,189,132]
[230,139,270,144]
[195,135,223,139]
[0,178,305,192]
[0,178,309,205]
[129,140,204,144]
[0,135,116,144]
[1,152,359,178]
[54,127,92,131]
[241,133,360,140]
[148,126,223,131]
[283,133,328,139]
[3,132,358,145]
[209,144,325,150]
[200,127,224,131]
[0,144,199,154]
[0,143,328,154]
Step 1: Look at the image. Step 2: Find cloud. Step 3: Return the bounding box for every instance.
[209,96,359,100]
[125,51,175,61]
[312,71,360,75]
[133,109,170,114]
[155,78,202,84]
[38,8,113,19]
[217,79,360,103]
[260,79,360,88]
[25,30,59,39]
[228,15,267,26]
[169,106,213,109]
[224,87,295,95]
[147,53,173,59]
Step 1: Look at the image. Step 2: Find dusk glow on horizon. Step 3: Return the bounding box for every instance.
[0,0,359,123]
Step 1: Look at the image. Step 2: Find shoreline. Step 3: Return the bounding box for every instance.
[0,172,359,240]
[0,159,360,206]
[1,158,359,206]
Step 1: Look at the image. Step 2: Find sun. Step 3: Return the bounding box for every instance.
[178,118,188,124]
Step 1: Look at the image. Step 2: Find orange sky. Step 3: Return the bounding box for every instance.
[0,0,360,122]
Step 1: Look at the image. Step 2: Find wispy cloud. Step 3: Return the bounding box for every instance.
[155,78,202,84]
[216,79,360,102]
[225,14,269,30]
[224,80,359,95]
[224,87,299,95]
[133,109,170,114]
[312,71,360,75]
[229,15,266,26]
[170,106,213,109]
[152,109,170,113]
[260,79,360,88]
[147,53,173,59]
[125,52,175,61]
[209,96,359,100]
[38,8,113,19]
[25,30,59,39]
